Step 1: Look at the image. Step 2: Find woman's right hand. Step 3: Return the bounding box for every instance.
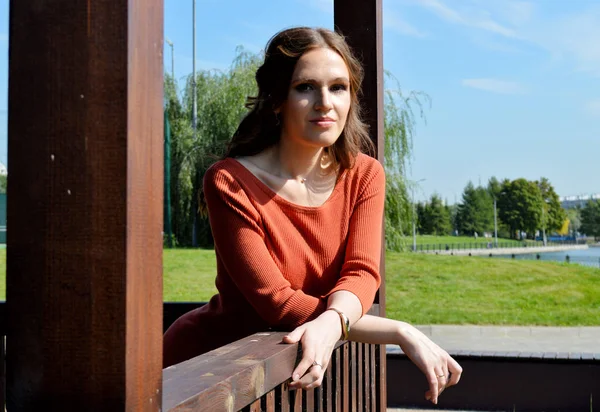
[281,309,342,390]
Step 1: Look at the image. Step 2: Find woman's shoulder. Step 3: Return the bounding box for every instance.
[347,152,385,186]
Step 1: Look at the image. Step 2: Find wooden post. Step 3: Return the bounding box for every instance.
[334,0,387,409]
[7,0,163,410]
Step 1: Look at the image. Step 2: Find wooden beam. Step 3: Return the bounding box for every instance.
[334,1,387,410]
[7,1,163,409]
[334,0,385,315]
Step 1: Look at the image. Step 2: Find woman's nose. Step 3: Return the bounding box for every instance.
[314,88,333,112]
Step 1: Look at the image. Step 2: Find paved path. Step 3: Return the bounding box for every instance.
[387,325,600,355]
[418,244,587,256]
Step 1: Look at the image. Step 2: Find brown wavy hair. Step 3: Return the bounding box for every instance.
[225,26,373,163]
[199,27,373,215]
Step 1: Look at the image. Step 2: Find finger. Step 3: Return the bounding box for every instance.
[303,364,325,390]
[446,356,463,387]
[290,351,317,385]
[289,361,322,390]
[282,326,305,344]
[424,369,439,404]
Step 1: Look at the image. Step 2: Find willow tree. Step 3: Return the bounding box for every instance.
[165,49,428,250]
[383,73,430,251]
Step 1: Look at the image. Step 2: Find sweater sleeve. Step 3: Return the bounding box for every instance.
[323,159,385,315]
[204,164,326,328]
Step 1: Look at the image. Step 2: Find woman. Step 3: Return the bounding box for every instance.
[163,26,461,405]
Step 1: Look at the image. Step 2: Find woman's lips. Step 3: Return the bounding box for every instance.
[310,119,335,127]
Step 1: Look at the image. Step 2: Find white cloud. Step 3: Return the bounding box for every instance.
[384,13,428,38]
[527,7,600,77]
[462,78,528,95]
[413,0,600,77]
[415,0,517,38]
[585,99,600,117]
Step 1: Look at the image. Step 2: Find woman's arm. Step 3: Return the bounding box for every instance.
[350,315,463,405]
[286,159,387,390]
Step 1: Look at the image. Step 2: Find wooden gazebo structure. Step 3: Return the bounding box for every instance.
[3,0,386,410]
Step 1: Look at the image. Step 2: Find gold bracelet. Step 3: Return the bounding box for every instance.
[328,307,350,340]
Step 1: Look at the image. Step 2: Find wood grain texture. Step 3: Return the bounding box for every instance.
[163,332,297,411]
[334,0,386,317]
[6,0,163,410]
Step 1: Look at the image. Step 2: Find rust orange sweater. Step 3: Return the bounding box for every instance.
[163,153,385,367]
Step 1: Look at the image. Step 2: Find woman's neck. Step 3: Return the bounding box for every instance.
[269,140,328,182]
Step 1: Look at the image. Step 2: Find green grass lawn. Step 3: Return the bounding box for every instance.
[0,248,598,326]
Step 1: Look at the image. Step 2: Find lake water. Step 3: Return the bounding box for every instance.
[493,246,600,269]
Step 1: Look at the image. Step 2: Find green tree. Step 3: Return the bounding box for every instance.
[497,178,544,239]
[455,182,494,236]
[536,177,567,234]
[418,194,451,236]
[580,201,600,240]
[566,207,582,235]
[165,48,261,246]
[383,72,430,251]
[0,174,6,194]
[164,49,426,250]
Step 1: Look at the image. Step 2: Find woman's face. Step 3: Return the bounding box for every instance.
[278,47,351,150]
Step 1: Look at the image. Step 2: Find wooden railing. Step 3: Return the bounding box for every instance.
[162,303,385,412]
[0,301,384,411]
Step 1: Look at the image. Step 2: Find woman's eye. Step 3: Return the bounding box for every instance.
[294,83,313,92]
[331,84,348,93]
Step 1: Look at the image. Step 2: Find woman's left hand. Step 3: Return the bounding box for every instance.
[281,310,342,390]
[396,323,463,405]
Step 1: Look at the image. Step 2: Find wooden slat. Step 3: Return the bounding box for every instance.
[343,344,349,411]
[266,390,276,411]
[364,344,371,412]
[351,342,357,411]
[280,382,290,412]
[7,1,163,410]
[358,342,363,411]
[249,399,261,412]
[294,388,302,412]
[306,388,314,411]
[316,385,324,412]
[334,347,341,412]
[371,344,377,411]
[325,360,333,412]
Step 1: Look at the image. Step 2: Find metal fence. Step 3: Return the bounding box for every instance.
[414,239,585,253]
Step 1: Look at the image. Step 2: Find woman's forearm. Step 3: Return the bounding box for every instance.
[347,314,410,344]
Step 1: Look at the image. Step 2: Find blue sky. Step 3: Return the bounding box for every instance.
[0,0,598,203]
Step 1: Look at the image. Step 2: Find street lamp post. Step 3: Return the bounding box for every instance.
[412,179,426,252]
[165,38,174,80]
[494,197,498,247]
[192,0,197,141]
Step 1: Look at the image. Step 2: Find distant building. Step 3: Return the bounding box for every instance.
[560,193,600,209]
[0,163,6,176]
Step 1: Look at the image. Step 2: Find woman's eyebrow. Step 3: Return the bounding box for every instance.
[291,76,350,84]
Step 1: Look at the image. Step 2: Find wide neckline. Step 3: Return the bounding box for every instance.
[225,157,350,211]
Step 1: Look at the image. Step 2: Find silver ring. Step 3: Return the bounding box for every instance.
[312,361,323,369]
